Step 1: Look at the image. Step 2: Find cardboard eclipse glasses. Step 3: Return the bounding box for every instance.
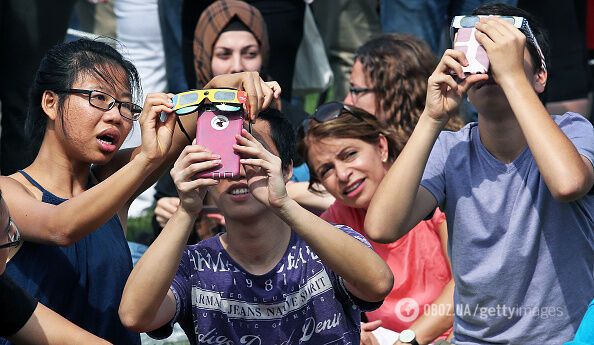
[171,89,248,115]
[450,15,547,72]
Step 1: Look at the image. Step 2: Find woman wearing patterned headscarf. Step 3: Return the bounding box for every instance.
[153,0,306,242]
[193,0,269,87]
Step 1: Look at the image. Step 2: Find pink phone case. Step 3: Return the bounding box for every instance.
[195,106,244,179]
[454,27,489,74]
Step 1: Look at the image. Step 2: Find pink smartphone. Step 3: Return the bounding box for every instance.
[195,105,244,179]
[454,27,489,74]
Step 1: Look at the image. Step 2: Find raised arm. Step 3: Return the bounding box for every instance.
[365,49,487,243]
[0,94,177,246]
[98,72,281,201]
[1,74,279,246]
[235,130,393,303]
[119,145,220,332]
[475,17,594,201]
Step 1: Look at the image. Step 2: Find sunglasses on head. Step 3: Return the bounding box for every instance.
[171,88,248,115]
[450,15,547,72]
[299,101,370,135]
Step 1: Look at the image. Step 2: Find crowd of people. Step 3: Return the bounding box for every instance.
[0,1,593,345]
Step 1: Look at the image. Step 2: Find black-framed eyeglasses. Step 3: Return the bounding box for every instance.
[348,86,380,100]
[55,89,143,121]
[299,101,369,135]
[0,217,20,249]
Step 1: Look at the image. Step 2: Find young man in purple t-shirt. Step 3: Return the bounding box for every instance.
[119,109,393,344]
[365,4,594,345]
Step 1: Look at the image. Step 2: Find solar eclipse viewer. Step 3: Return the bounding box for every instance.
[450,15,547,75]
[170,89,249,179]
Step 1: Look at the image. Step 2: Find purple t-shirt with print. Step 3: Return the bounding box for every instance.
[157,225,380,345]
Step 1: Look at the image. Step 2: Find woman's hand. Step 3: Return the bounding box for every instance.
[204,72,281,120]
[154,197,181,228]
[233,129,290,209]
[170,145,221,215]
[424,49,488,125]
[138,93,177,164]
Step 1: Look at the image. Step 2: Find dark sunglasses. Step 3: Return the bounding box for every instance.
[299,101,370,135]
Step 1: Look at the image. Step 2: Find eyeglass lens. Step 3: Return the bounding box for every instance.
[89,91,140,119]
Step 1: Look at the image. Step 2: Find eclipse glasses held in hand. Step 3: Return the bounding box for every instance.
[169,88,250,145]
[450,15,547,73]
[170,89,248,115]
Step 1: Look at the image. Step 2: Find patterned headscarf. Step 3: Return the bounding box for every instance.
[193,0,270,87]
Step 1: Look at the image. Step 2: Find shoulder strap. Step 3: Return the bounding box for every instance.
[17,170,46,193]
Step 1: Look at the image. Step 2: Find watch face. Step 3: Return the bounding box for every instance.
[399,329,416,343]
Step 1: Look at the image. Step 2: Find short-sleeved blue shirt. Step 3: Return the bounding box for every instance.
[421,113,594,344]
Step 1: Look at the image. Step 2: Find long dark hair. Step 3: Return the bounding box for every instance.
[26,39,142,151]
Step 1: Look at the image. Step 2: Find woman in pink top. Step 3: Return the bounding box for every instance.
[297,103,453,345]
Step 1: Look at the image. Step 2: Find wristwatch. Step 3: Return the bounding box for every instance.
[399,329,419,345]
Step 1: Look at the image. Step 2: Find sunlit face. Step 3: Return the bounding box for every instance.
[468,48,546,113]
[56,69,133,165]
[307,136,390,210]
[208,120,279,221]
[344,59,380,120]
[211,31,262,76]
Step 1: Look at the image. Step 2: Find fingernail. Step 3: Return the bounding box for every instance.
[212,154,221,159]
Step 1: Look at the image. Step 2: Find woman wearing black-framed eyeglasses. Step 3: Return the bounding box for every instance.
[345,34,464,138]
[0,38,278,345]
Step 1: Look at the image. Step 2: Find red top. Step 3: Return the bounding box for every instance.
[322,203,452,334]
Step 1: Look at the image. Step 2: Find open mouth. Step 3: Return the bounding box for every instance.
[97,127,120,145]
[96,128,121,153]
[343,179,364,195]
[97,133,116,145]
[229,187,249,196]
[226,183,251,202]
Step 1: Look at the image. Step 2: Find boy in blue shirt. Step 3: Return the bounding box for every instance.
[365,4,594,344]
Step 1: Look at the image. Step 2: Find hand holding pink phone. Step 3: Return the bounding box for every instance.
[195,105,244,179]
